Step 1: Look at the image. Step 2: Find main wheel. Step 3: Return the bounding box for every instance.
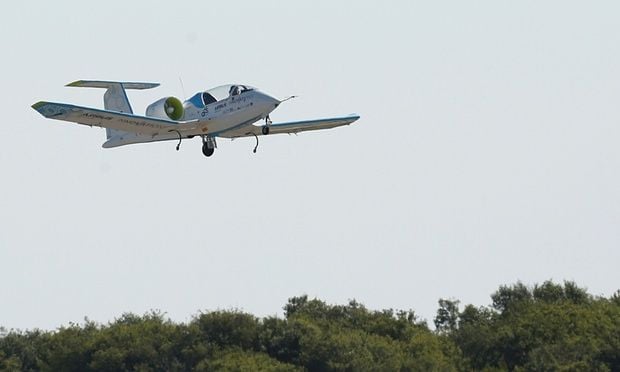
[202,143,215,157]
[262,126,270,135]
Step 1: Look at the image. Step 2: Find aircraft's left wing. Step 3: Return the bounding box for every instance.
[31,101,201,136]
[219,114,360,138]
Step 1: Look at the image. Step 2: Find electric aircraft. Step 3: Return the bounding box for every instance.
[31,80,360,157]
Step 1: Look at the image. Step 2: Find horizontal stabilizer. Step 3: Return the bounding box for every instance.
[66,80,160,90]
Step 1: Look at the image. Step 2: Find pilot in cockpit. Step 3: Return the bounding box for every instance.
[229,85,241,96]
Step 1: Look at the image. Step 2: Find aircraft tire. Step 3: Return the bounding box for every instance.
[262,126,270,135]
[202,144,215,157]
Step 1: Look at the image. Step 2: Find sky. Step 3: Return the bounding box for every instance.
[1,1,620,330]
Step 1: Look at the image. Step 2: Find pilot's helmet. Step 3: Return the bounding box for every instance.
[229,85,239,96]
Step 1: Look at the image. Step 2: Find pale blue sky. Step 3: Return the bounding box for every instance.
[1,1,619,330]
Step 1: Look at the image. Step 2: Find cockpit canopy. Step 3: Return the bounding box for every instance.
[186,84,255,108]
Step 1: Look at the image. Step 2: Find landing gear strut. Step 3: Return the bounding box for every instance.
[262,115,272,135]
[201,136,216,157]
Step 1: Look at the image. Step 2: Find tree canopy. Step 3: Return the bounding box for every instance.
[1,281,619,371]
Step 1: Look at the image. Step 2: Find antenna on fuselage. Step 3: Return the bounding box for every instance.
[280,95,297,103]
[178,76,187,101]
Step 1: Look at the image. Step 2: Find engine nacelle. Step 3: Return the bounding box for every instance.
[145,97,184,120]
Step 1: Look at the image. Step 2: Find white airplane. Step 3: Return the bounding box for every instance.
[31,80,360,157]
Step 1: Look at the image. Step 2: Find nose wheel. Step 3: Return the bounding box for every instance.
[201,136,216,157]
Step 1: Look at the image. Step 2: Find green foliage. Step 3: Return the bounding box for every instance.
[491,281,532,313]
[448,281,620,371]
[434,299,460,334]
[195,349,301,372]
[1,281,618,371]
[193,310,260,351]
[259,316,302,365]
[278,296,458,371]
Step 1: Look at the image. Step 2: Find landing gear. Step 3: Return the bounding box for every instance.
[201,136,216,157]
[262,115,272,135]
[202,144,214,157]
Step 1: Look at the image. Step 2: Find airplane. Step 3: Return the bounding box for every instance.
[31,80,360,157]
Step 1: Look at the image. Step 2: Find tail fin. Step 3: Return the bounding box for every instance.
[66,80,159,139]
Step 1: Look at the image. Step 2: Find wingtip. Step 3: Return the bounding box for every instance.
[31,101,47,111]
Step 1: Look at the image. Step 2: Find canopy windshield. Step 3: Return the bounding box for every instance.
[205,84,255,101]
[186,85,255,108]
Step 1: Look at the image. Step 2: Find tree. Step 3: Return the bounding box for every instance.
[434,299,460,334]
[448,281,620,371]
[1,282,618,371]
[192,311,260,351]
[491,281,532,313]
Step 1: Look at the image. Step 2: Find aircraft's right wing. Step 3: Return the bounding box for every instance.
[219,114,360,138]
[32,101,201,136]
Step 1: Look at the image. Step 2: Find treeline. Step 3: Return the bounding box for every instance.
[1,281,619,371]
